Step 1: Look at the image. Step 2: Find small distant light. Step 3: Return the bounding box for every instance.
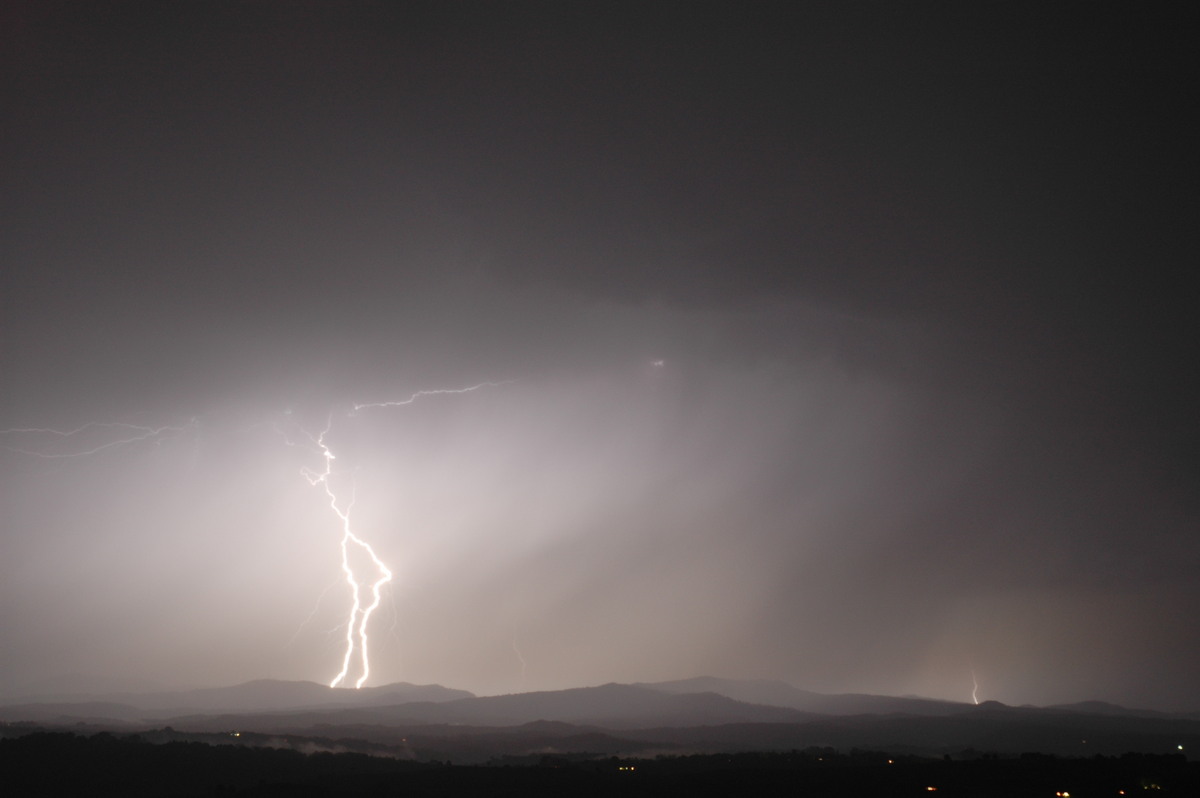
[887,759,894,764]
[926,788,937,792]
[1178,745,1184,751]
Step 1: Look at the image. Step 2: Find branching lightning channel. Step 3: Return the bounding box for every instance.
[298,379,511,688]
[352,381,513,413]
[299,417,392,688]
[0,420,198,458]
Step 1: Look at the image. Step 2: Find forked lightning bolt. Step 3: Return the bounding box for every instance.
[298,417,393,688]
[295,380,510,687]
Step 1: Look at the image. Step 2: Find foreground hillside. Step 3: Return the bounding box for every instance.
[2,731,1197,797]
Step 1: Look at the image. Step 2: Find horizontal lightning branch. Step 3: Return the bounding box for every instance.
[352,381,514,413]
[0,420,198,458]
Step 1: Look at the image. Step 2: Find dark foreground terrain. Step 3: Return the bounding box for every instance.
[2,730,1196,797]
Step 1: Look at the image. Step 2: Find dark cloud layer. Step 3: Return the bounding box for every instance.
[2,2,1196,710]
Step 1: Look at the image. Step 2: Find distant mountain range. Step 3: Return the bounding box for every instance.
[635,676,968,717]
[4,677,1197,761]
[163,683,818,730]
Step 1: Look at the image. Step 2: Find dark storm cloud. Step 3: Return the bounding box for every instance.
[1,3,1196,710]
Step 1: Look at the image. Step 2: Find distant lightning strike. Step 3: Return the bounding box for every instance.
[972,670,980,705]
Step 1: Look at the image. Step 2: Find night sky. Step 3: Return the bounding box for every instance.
[2,2,1197,711]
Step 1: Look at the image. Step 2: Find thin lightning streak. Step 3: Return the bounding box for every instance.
[971,670,980,705]
[352,381,514,413]
[512,638,527,685]
[0,420,198,458]
[285,577,342,650]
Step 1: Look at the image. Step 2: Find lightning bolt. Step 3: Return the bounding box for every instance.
[297,416,393,689]
[293,380,512,688]
[971,669,980,705]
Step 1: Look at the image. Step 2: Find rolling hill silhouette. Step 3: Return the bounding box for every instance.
[4,677,1197,760]
[636,676,967,716]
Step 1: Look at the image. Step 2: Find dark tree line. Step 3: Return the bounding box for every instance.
[2,730,1197,797]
